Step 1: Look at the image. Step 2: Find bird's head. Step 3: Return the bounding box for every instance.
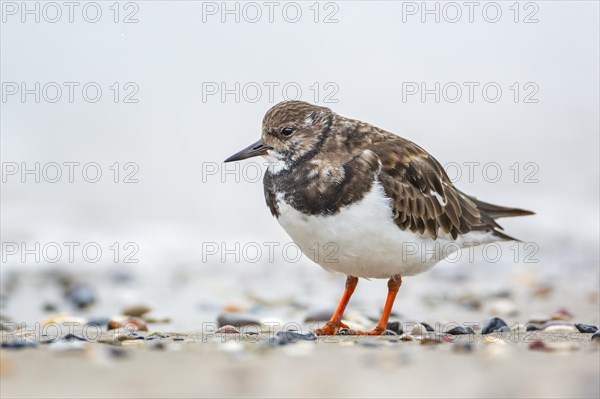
[224,101,333,170]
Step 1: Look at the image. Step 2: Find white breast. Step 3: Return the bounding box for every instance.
[275,178,497,278]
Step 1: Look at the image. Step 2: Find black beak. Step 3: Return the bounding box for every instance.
[224,139,272,163]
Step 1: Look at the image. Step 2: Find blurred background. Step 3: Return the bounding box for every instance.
[1,1,599,397]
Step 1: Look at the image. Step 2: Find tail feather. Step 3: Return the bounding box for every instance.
[468,196,535,219]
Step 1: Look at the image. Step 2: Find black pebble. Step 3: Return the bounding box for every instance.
[575,323,599,334]
[526,324,540,331]
[591,331,600,342]
[421,322,435,332]
[386,321,403,334]
[65,284,95,309]
[481,317,509,335]
[453,342,474,353]
[63,333,87,342]
[447,326,475,335]
[1,341,37,349]
[275,331,317,343]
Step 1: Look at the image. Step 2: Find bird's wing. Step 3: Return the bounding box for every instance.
[370,138,498,240]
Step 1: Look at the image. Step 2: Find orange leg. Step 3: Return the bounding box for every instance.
[353,274,402,336]
[314,276,359,336]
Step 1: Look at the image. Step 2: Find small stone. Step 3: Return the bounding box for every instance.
[574,323,598,334]
[270,331,317,345]
[43,303,58,312]
[483,335,506,345]
[420,322,434,332]
[216,325,240,334]
[386,321,403,334]
[65,284,95,309]
[447,326,475,335]
[481,317,509,335]
[63,333,87,342]
[42,314,87,327]
[410,324,428,336]
[526,324,540,331]
[222,303,249,313]
[108,348,128,359]
[542,324,577,333]
[453,342,474,353]
[142,312,171,324]
[399,334,414,341]
[1,341,37,349]
[529,339,548,351]
[217,313,260,328]
[591,331,600,342]
[498,326,511,333]
[530,339,579,352]
[146,333,168,340]
[107,317,148,332]
[122,305,151,318]
[527,314,550,324]
[550,308,573,321]
[420,336,442,345]
[489,299,518,317]
[304,308,334,323]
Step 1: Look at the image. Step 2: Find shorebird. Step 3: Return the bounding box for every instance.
[225,101,533,335]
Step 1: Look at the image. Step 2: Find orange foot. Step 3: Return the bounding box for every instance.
[314,321,350,336]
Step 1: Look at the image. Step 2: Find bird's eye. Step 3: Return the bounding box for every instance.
[281,127,295,137]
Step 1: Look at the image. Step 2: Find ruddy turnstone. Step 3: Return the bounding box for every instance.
[224,101,534,336]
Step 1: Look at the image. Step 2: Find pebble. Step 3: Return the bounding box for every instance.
[483,335,506,344]
[574,323,598,334]
[498,326,511,333]
[446,326,475,335]
[217,313,261,328]
[122,305,151,318]
[550,308,573,321]
[65,284,95,309]
[146,333,168,340]
[63,333,87,342]
[42,314,87,327]
[453,342,474,353]
[421,322,435,332]
[410,324,429,337]
[420,336,442,345]
[526,324,540,331]
[386,321,403,335]
[399,334,414,341]
[1,341,37,349]
[542,324,577,333]
[142,312,171,324]
[591,331,600,342]
[107,317,148,332]
[527,315,550,324]
[216,325,241,334]
[489,299,519,317]
[481,317,508,335]
[529,340,580,352]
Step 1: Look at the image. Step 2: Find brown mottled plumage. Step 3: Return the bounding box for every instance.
[257,101,533,240]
